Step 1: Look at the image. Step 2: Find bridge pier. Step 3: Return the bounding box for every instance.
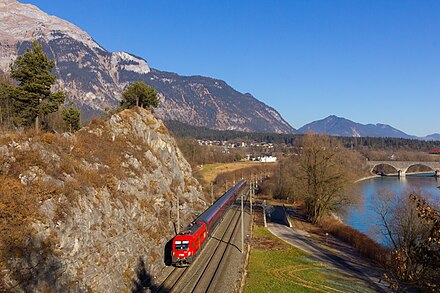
[398,170,406,177]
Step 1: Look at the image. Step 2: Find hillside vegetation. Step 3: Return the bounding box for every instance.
[0,107,206,292]
[166,120,440,151]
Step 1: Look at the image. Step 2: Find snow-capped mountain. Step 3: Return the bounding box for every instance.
[298,115,416,139]
[0,0,296,133]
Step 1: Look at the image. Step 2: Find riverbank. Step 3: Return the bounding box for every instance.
[355,174,381,183]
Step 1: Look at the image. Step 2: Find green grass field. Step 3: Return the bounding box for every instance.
[245,226,375,293]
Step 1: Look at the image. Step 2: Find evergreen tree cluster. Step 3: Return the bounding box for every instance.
[10,41,64,128]
[120,81,158,110]
[165,120,440,151]
[0,41,81,132]
[62,103,81,132]
[0,72,14,127]
[164,120,302,145]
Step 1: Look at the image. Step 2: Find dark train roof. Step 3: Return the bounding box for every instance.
[195,180,246,226]
[177,222,202,237]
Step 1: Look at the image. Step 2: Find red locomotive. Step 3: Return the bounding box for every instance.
[171,180,246,266]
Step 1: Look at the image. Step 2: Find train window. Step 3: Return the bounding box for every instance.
[174,240,189,250]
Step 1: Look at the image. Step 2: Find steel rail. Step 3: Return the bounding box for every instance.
[154,267,187,293]
[158,187,248,293]
[190,191,249,293]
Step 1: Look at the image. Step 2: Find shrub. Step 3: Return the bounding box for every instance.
[321,217,388,265]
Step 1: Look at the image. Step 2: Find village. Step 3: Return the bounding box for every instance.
[196,139,278,162]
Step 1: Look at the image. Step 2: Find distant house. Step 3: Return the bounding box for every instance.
[259,155,277,163]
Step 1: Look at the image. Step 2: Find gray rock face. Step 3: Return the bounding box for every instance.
[0,108,206,292]
[0,0,296,134]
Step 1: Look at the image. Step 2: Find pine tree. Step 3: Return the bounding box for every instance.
[10,40,65,130]
[0,74,14,128]
[62,104,81,132]
[120,81,158,109]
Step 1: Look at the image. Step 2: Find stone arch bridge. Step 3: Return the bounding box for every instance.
[367,161,440,177]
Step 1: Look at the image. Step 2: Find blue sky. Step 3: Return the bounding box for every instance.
[24,0,440,136]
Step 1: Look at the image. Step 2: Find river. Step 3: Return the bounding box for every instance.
[344,175,440,245]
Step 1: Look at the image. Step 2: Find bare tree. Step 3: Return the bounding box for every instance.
[410,193,440,291]
[373,190,439,289]
[292,133,361,223]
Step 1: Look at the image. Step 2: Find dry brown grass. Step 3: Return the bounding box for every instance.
[320,217,387,265]
[196,161,276,198]
[156,123,170,135]
[0,177,58,291]
[197,161,262,184]
[0,109,180,290]
[284,201,388,266]
[252,225,288,251]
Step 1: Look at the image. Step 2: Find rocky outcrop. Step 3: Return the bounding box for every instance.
[0,107,206,292]
[0,0,296,133]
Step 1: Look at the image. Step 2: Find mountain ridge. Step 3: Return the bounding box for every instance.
[0,0,296,133]
[299,115,439,140]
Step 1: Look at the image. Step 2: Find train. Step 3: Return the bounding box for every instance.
[171,180,247,267]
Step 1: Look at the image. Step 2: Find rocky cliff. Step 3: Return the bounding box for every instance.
[0,0,296,134]
[0,107,206,292]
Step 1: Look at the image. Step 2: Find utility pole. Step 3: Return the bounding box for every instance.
[263,200,267,227]
[176,195,180,234]
[225,179,228,192]
[210,182,214,205]
[241,193,244,253]
[249,180,253,221]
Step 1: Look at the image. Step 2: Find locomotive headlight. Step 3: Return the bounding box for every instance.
[188,252,191,256]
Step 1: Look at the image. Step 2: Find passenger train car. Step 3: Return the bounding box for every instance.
[171,180,246,266]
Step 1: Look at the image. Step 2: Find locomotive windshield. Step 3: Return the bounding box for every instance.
[174,240,189,250]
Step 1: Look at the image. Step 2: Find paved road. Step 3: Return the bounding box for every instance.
[267,206,388,293]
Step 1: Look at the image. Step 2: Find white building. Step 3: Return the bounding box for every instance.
[259,155,277,163]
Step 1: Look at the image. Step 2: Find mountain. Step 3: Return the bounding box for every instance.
[298,115,416,139]
[0,0,296,133]
[424,133,440,141]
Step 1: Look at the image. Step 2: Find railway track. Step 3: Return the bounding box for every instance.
[154,267,187,293]
[189,201,245,293]
[156,191,249,293]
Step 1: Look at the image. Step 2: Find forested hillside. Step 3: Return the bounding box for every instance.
[165,120,440,151]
